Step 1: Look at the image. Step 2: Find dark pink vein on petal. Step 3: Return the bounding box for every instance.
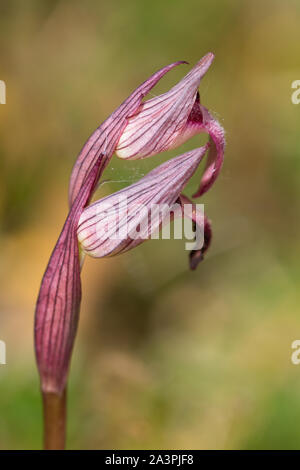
[35,157,102,394]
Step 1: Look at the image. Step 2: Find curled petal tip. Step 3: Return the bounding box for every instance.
[173,60,189,65]
[189,250,204,270]
[192,109,225,198]
[188,216,212,270]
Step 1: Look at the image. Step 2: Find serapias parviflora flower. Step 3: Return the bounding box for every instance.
[35,54,224,396]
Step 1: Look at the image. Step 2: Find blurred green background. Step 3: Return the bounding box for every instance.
[1,0,300,450]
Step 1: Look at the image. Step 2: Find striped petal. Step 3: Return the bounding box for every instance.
[192,104,225,197]
[116,53,214,159]
[35,157,102,394]
[68,61,186,206]
[77,144,209,259]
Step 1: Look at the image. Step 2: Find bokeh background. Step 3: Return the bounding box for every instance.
[1,0,300,450]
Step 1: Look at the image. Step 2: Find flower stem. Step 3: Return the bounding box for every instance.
[42,388,67,450]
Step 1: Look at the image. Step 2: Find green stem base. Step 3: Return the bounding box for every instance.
[42,389,67,450]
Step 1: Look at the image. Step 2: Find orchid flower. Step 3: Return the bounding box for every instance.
[34,55,225,449]
[35,60,195,395]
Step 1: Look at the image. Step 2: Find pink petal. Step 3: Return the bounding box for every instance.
[192,105,225,197]
[77,145,209,259]
[68,61,186,206]
[116,53,214,159]
[35,157,102,394]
